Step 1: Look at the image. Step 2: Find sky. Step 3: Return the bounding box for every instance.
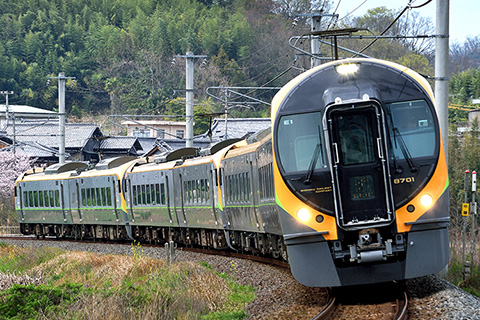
[334,0,479,44]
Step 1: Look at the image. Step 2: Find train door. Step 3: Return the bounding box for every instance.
[164,172,176,225]
[59,182,69,223]
[326,104,393,229]
[249,156,262,231]
[16,185,25,221]
[69,179,82,223]
[125,177,135,222]
[173,169,187,226]
[209,164,220,225]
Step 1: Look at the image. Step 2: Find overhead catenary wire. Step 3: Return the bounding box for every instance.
[352,4,411,57]
[337,0,368,21]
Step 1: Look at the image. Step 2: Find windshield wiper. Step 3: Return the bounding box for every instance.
[393,127,418,173]
[304,125,324,185]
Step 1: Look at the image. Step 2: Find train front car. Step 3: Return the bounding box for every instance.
[272,58,449,287]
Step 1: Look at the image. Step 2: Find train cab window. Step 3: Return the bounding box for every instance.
[277,112,325,173]
[386,99,436,159]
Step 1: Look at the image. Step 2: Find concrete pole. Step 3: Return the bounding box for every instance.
[434,0,449,158]
[185,52,194,148]
[1,91,14,153]
[310,11,322,68]
[58,72,66,164]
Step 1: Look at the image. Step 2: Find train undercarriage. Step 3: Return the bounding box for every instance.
[19,223,288,261]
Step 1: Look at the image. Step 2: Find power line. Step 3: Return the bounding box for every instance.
[338,0,368,21]
[352,4,410,57]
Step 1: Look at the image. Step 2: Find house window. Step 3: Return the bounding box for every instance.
[133,128,151,137]
[157,129,165,139]
[176,130,184,139]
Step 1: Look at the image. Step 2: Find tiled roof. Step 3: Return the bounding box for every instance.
[98,136,142,151]
[136,137,158,155]
[1,141,67,159]
[5,123,101,149]
[207,118,271,141]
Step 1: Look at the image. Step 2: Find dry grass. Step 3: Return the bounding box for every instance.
[15,250,239,319]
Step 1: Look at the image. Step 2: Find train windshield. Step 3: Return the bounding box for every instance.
[386,99,436,159]
[277,111,325,174]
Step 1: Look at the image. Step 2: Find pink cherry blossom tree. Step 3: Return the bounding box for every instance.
[0,151,35,225]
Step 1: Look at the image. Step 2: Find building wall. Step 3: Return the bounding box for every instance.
[124,121,187,139]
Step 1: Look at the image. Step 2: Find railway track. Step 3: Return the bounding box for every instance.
[310,284,408,320]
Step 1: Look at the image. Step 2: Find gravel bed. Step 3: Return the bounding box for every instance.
[1,238,480,319]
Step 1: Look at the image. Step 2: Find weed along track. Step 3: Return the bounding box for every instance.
[0,236,329,319]
[2,236,480,319]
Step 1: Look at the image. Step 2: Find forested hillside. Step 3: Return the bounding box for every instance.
[0,0,479,125]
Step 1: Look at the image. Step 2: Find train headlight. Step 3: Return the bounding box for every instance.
[335,63,359,75]
[297,208,311,222]
[420,194,433,208]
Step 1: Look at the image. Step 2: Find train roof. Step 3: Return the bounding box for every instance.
[224,131,271,159]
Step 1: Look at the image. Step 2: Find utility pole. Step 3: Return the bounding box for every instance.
[462,170,470,279]
[49,73,75,164]
[310,11,322,68]
[435,0,449,158]
[175,52,207,148]
[1,91,14,154]
[471,171,477,274]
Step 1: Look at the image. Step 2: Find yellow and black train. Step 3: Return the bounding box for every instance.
[15,58,449,287]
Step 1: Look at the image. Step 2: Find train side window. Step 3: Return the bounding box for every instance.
[55,190,60,207]
[96,188,102,206]
[146,184,151,204]
[204,179,208,203]
[86,189,92,206]
[233,175,238,203]
[28,191,33,208]
[246,172,251,202]
[133,185,138,205]
[50,190,55,207]
[226,176,230,203]
[33,191,38,207]
[44,191,49,207]
[141,185,146,205]
[101,188,107,206]
[160,183,166,205]
[23,191,29,207]
[81,189,86,206]
[91,188,97,206]
[106,188,112,206]
[258,167,264,200]
[200,179,205,203]
[196,180,201,203]
[38,191,44,207]
[154,184,160,205]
